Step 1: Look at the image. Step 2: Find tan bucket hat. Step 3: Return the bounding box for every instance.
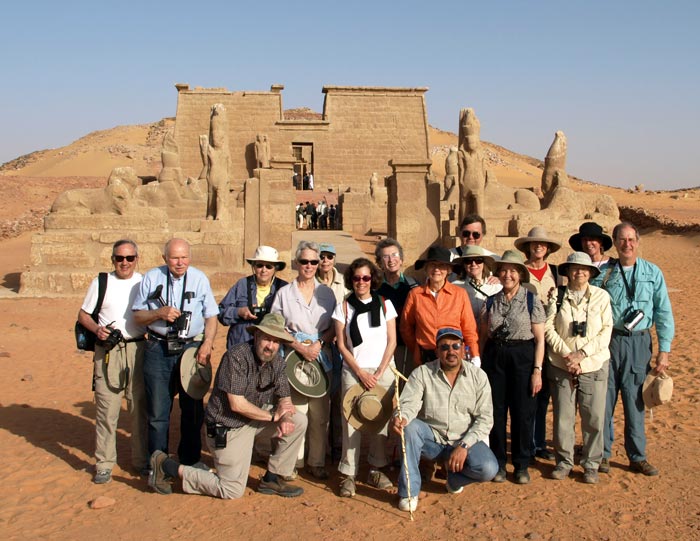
[246,245,286,270]
[494,249,530,283]
[342,383,394,433]
[452,244,497,272]
[246,313,294,343]
[514,226,562,255]
[558,251,601,279]
[285,350,329,398]
[179,346,212,400]
[642,372,673,408]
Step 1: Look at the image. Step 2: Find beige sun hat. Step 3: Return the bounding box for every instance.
[246,313,294,343]
[342,383,394,433]
[642,372,673,409]
[180,347,212,400]
[558,251,601,279]
[514,227,562,255]
[494,250,530,283]
[246,245,286,270]
[452,245,497,272]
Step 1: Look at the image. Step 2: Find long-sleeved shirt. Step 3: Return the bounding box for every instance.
[545,284,613,373]
[601,257,674,352]
[396,360,493,448]
[400,280,479,358]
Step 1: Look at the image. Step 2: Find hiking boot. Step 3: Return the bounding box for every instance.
[583,468,599,484]
[398,496,418,512]
[258,476,304,497]
[492,467,507,483]
[535,448,556,461]
[308,466,329,480]
[339,475,356,497]
[630,460,659,476]
[445,478,464,494]
[148,450,172,495]
[282,468,298,481]
[514,469,530,485]
[93,469,112,484]
[550,464,572,480]
[367,469,392,489]
[599,458,610,474]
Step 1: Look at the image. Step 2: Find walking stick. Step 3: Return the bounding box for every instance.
[390,365,413,521]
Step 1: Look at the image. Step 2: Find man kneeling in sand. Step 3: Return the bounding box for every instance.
[149,313,308,498]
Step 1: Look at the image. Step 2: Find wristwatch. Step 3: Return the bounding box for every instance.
[533,366,543,371]
[270,411,275,422]
[318,338,325,347]
[458,441,468,450]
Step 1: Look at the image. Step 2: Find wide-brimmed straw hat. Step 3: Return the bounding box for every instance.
[452,245,496,272]
[558,252,601,279]
[285,350,329,398]
[514,227,562,255]
[415,245,453,270]
[246,245,286,270]
[180,347,212,400]
[568,222,613,252]
[247,313,294,343]
[494,250,530,283]
[642,372,673,408]
[342,383,394,432]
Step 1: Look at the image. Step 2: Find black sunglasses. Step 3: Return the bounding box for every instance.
[466,258,485,265]
[320,253,335,260]
[298,259,320,266]
[255,263,275,270]
[352,275,372,283]
[461,230,482,239]
[439,343,462,351]
[113,255,137,262]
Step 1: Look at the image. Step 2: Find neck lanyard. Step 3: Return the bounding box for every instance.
[166,272,188,310]
[567,288,590,322]
[617,260,636,302]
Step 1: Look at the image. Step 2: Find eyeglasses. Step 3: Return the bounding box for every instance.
[113,255,137,262]
[352,275,372,283]
[461,230,482,240]
[255,263,275,270]
[439,343,462,351]
[298,259,320,266]
[320,253,335,260]
[466,258,485,265]
[381,252,401,260]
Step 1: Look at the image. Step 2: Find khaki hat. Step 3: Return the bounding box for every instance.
[452,245,496,272]
[247,313,294,343]
[514,227,562,255]
[642,372,673,409]
[558,251,601,279]
[342,383,394,433]
[246,245,286,270]
[179,346,212,400]
[285,350,329,398]
[494,249,530,283]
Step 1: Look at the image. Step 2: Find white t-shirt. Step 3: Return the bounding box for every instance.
[81,272,146,339]
[332,297,397,369]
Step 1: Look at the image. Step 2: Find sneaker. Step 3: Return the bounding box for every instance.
[445,478,464,494]
[148,450,172,495]
[308,466,329,480]
[550,464,572,480]
[535,448,556,461]
[398,496,418,512]
[282,468,298,481]
[258,476,304,498]
[514,469,530,485]
[492,467,507,483]
[599,458,610,474]
[339,475,356,498]
[139,466,152,478]
[367,469,392,490]
[93,469,112,484]
[583,468,599,484]
[630,460,659,476]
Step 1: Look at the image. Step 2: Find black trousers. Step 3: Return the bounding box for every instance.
[482,339,536,471]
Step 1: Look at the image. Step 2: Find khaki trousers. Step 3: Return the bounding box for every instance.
[181,411,307,499]
[291,388,330,468]
[93,341,148,471]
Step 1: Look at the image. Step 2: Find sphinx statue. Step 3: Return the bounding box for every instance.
[457,108,486,222]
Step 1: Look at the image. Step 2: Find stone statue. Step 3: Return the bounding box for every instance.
[255,133,271,168]
[457,108,486,222]
[541,131,567,196]
[443,145,458,200]
[51,167,140,215]
[206,103,231,220]
[198,134,209,180]
[369,171,378,198]
[158,130,184,185]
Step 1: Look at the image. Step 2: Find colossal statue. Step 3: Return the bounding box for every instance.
[457,108,486,222]
[206,103,231,220]
[541,131,567,196]
[443,145,458,200]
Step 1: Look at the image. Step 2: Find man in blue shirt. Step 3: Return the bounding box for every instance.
[600,222,674,476]
[133,238,219,478]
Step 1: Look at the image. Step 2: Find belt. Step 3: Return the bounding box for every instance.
[147,331,197,344]
[612,328,649,337]
[124,337,145,343]
[491,338,532,347]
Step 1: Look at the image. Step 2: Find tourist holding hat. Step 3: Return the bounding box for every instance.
[452,245,502,323]
[148,313,307,499]
[479,249,546,484]
[333,257,397,497]
[218,245,288,350]
[568,222,614,286]
[271,240,336,480]
[400,245,480,367]
[544,252,613,484]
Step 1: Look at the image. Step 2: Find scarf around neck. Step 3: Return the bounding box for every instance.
[346,292,382,347]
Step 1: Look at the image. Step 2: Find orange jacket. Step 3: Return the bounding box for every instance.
[400,280,479,363]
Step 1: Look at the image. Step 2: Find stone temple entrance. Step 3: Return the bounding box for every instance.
[292,143,314,190]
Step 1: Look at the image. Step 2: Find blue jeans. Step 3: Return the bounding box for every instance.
[397,418,498,498]
[143,338,204,465]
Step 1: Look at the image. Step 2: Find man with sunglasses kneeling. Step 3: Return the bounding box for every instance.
[391,328,498,512]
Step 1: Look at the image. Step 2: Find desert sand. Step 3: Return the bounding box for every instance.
[0,121,698,540]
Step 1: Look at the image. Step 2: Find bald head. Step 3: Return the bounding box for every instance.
[163,238,191,278]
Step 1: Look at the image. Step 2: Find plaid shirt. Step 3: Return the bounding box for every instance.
[205,342,290,429]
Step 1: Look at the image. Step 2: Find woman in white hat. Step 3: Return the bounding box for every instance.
[544,252,613,484]
[332,257,397,497]
[218,246,288,350]
[452,245,502,323]
[479,250,546,485]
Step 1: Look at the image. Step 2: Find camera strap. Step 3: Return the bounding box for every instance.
[166,271,188,310]
[617,260,636,303]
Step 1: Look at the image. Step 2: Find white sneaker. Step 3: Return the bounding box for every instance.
[398,496,418,512]
[445,479,463,494]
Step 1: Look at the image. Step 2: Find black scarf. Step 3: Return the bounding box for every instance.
[346,292,382,347]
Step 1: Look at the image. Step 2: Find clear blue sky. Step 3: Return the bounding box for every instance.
[1,0,698,189]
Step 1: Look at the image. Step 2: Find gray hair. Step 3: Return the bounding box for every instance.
[112,239,138,256]
[294,240,320,261]
[613,221,640,241]
[374,237,404,264]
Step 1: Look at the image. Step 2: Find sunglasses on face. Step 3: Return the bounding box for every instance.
[255,263,275,270]
[320,253,335,260]
[466,258,485,265]
[298,259,319,266]
[461,230,481,239]
[352,275,372,283]
[113,255,137,262]
[381,252,400,260]
[439,343,462,351]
